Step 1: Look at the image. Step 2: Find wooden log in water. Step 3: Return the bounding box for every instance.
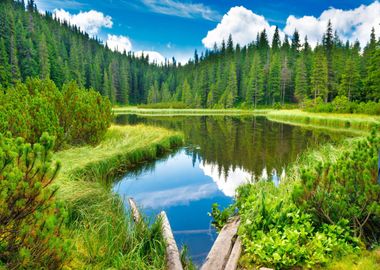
[128,197,141,223]
[159,211,183,270]
[201,217,240,270]
[224,236,242,270]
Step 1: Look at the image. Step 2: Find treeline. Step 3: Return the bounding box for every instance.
[0,0,171,104]
[0,0,380,108]
[166,24,380,108]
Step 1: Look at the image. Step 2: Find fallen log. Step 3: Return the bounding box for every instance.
[224,236,242,270]
[159,211,183,270]
[128,197,141,223]
[201,217,240,270]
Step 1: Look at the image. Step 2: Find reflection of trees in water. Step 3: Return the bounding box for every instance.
[115,115,349,178]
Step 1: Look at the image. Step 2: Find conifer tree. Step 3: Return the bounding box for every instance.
[295,56,308,101]
[38,33,50,79]
[311,47,328,102]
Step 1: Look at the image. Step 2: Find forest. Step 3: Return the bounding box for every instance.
[0,0,380,109]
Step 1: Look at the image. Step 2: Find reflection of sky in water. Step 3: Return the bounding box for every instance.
[113,149,252,266]
[113,148,284,266]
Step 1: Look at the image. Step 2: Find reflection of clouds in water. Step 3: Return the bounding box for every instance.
[199,162,287,196]
[134,183,218,209]
[199,162,251,197]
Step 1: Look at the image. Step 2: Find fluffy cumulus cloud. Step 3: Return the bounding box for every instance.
[53,9,113,36]
[141,0,221,21]
[135,51,166,64]
[202,6,279,49]
[284,1,380,47]
[203,1,380,49]
[106,34,133,53]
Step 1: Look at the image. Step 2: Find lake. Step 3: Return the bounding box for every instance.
[112,114,352,266]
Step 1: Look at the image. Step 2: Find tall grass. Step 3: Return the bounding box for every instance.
[267,110,380,133]
[53,124,183,269]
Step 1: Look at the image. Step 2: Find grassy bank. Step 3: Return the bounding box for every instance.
[114,107,379,133]
[113,106,270,116]
[267,109,380,132]
[54,125,183,269]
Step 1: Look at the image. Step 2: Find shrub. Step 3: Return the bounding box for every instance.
[293,130,380,244]
[303,96,380,115]
[0,132,69,268]
[0,78,112,148]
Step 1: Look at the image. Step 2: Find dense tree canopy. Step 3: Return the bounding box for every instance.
[0,0,379,108]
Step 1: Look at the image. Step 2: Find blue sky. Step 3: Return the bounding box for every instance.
[35,0,380,63]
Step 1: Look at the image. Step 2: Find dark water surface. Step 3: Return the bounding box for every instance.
[112,114,352,266]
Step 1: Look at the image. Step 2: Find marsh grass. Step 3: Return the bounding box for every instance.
[113,106,270,116]
[53,124,183,269]
[267,110,380,132]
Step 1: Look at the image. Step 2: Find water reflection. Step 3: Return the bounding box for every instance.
[113,114,354,265]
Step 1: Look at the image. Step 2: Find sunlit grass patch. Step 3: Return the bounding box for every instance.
[53,124,183,269]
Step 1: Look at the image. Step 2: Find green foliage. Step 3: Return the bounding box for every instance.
[236,182,358,269]
[304,96,380,115]
[0,132,69,269]
[293,130,380,244]
[209,203,236,230]
[0,78,112,148]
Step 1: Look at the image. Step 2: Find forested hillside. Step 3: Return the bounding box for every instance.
[0,0,379,108]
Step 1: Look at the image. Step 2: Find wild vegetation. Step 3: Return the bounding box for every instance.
[54,125,183,269]
[0,78,112,148]
[212,131,380,269]
[1,1,380,110]
[0,133,69,269]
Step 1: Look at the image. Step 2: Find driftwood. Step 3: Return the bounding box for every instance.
[159,211,184,270]
[224,236,242,270]
[201,217,241,270]
[128,197,141,223]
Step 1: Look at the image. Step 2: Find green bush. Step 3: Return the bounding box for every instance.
[303,96,380,115]
[293,130,380,244]
[0,132,69,268]
[233,182,358,269]
[0,78,112,149]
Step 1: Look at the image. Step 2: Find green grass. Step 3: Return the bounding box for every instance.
[267,109,380,133]
[325,249,380,270]
[113,106,270,116]
[53,124,183,269]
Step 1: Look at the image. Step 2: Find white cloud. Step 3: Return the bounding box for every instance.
[135,50,166,64]
[202,6,279,49]
[53,9,113,36]
[106,34,133,53]
[203,2,380,49]
[284,1,380,47]
[141,0,221,21]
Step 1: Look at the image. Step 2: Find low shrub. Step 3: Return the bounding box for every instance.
[303,96,380,115]
[293,129,380,244]
[0,132,69,269]
[0,78,112,149]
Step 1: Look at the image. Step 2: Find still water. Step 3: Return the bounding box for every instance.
[113,114,352,266]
